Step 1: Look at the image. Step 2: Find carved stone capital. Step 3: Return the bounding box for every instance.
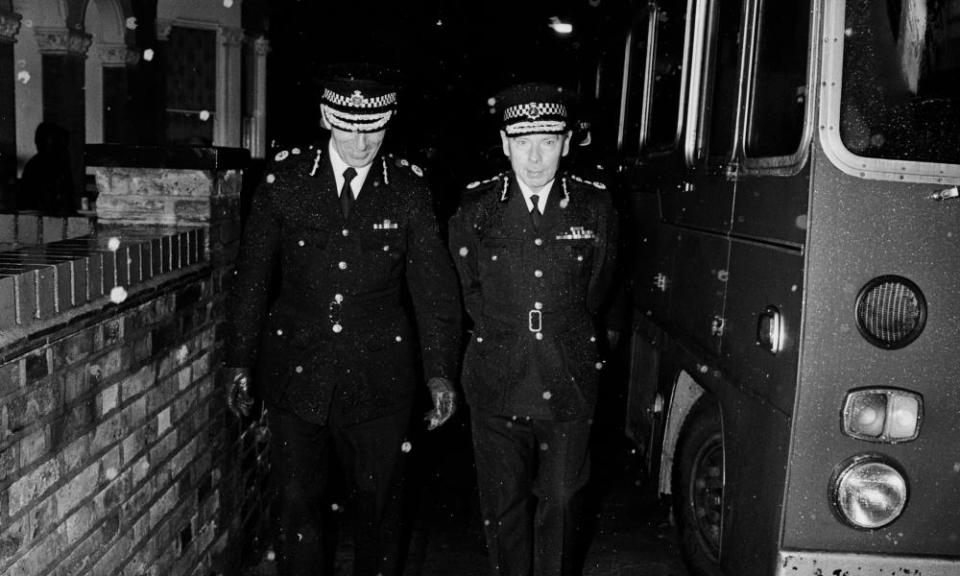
[99,43,140,67]
[34,27,92,56]
[0,11,23,43]
[253,35,270,56]
[220,27,244,46]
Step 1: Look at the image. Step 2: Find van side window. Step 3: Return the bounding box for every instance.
[622,16,650,156]
[745,0,811,158]
[647,5,688,152]
[702,0,746,161]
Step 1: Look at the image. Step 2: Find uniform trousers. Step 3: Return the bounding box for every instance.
[471,409,592,576]
[268,404,411,576]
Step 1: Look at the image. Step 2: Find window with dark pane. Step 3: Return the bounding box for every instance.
[647,4,688,152]
[621,15,649,156]
[702,0,745,161]
[745,0,811,157]
[165,26,216,146]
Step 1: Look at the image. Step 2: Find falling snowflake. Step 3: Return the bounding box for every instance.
[105,467,118,480]
[17,70,30,84]
[487,97,496,107]
[176,345,189,363]
[401,441,412,453]
[125,17,138,30]
[110,286,128,304]
[224,0,235,7]
[107,237,121,252]
[266,550,276,561]
[542,391,552,400]
[199,110,211,122]
[143,49,155,62]
[458,246,469,257]
[539,442,549,451]
[331,503,340,511]
[266,174,276,184]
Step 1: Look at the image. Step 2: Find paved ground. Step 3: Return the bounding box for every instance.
[243,359,689,576]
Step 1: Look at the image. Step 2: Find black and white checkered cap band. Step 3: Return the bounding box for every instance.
[503,102,567,121]
[321,104,394,133]
[323,88,397,109]
[503,102,568,135]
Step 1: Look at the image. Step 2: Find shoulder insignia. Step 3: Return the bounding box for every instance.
[569,173,606,190]
[465,172,506,190]
[274,149,290,162]
[309,148,324,176]
[390,156,425,178]
[291,147,302,155]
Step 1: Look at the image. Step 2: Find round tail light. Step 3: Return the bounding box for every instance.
[855,276,926,349]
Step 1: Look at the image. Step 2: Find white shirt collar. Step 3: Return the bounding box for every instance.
[516,177,554,214]
[328,139,374,198]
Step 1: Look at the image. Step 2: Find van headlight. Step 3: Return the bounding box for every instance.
[830,455,907,530]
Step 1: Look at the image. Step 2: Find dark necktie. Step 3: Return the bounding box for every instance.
[529,194,542,229]
[340,167,357,219]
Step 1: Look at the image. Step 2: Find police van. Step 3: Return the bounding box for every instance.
[585,0,960,574]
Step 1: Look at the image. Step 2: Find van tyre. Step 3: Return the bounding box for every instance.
[673,398,724,576]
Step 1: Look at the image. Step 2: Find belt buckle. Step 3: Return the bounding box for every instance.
[528,309,542,333]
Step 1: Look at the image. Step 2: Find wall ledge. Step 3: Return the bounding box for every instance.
[0,226,206,350]
[86,144,250,171]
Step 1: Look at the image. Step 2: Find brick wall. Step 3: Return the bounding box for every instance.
[0,214,94,252]
[0,146,269,576]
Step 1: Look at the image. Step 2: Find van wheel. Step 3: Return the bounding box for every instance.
[673,399,724,576]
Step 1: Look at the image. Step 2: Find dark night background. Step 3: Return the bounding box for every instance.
[262,0,629,203]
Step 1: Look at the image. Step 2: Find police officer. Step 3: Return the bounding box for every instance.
[448,83,618,576]
[224,66,462,576]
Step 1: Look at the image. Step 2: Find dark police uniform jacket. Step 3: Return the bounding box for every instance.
[448,171,617,421]
[226,145,462,426]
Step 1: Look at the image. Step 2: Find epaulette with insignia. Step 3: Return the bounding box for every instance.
[569,173,607,190]
[385,154,425,179]
[309,147,324,176]
[465,172,506,190]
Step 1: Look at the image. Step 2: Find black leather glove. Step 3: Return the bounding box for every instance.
[425,377,457,430]
[224,366,254,418]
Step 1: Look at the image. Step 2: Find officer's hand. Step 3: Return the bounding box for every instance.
[425,377,457,430]
[224,367,254,418]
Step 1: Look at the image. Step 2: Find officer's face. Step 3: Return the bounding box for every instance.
[501,131,571,192]
[330,128,386,168]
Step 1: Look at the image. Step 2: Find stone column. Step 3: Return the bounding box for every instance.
[0,11,22,210]
[248,35,269,159]
[99,43,141,144]
[34,27,92,210]
[216,27,244,148]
